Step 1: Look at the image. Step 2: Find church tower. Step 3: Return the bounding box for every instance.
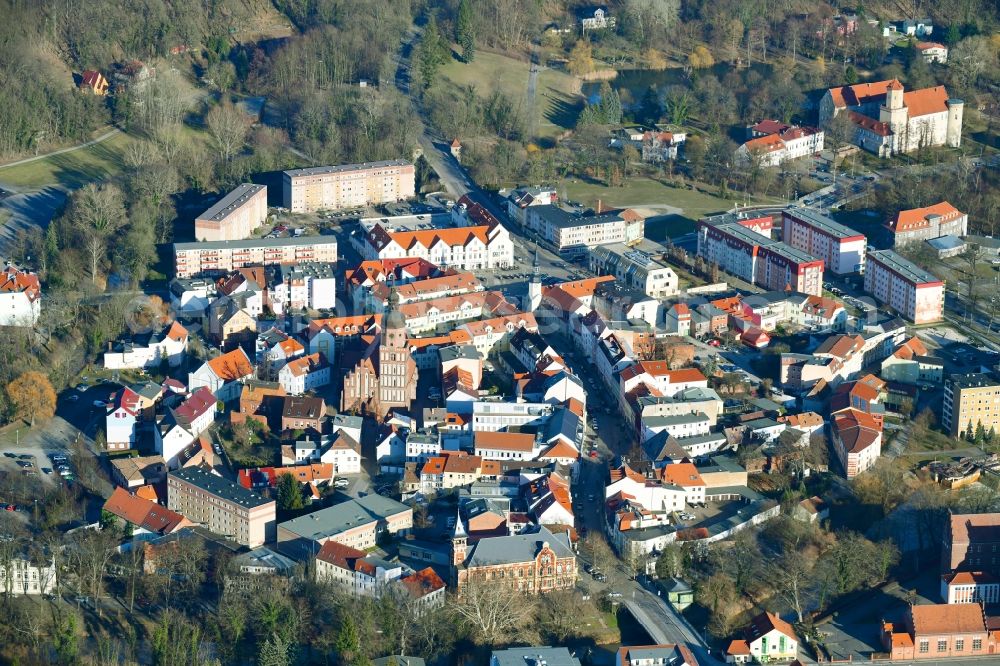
[377,282,417,418]
[527,243,542,312]
[450,505,468,567]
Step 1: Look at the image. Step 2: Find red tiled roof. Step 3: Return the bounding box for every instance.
[0,265,41,300]
[173,386,216,424]
[103,487,189,534]
[399,566,446,598]
[748,611,797,641]
[316,540,367,569]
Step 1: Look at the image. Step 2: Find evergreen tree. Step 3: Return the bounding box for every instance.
[335,616,360,664]
[276,473,304,511]
[600,85,623,125]
[417,15,448,89]
[456,0,476,62]
[259,633,294,666]
[976,421,987,444]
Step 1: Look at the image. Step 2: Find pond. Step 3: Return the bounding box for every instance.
[582,63,774,107]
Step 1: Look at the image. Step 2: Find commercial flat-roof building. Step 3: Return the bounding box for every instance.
[782,207,866,274]
[282,160,415,213]
[167,467,276,547]
[864,249,943,324]
[588,243,678,298]
[524,205,645,256]
[195,184,268,242]
[276,494,413,557]
[173,236,337,278]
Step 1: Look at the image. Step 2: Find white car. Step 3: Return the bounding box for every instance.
[333,479,350,489]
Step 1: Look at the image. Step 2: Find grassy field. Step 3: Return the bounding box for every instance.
[438,50,582,143]
[0,131,137,189]
[560,177,782,240]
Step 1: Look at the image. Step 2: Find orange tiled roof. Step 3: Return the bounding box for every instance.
[474,431,536,452]
[911,603,986,635]
[206,348,253,381]
[539,441,580,460]
[368,223,493,252]
[890,201,963,232]
[661,462,705,487]
[743,134,785,153]
[164,321,188,342]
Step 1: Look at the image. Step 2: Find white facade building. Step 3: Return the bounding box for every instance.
[0,264,41,326]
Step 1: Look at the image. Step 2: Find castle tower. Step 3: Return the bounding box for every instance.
[946,98,964,148]
[528,243,542,311]
[879,79,908,153]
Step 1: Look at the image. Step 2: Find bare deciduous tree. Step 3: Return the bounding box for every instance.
[451,578,537,645]
[207,101,250,163]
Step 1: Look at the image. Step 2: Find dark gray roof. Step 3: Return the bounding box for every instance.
[467,525,573,567]
[196,183,266,223]
[174,236,335,252]
[278,495,410,542]
[170,467,272,508]
[283,160,411,178]
[492,648,580,666]
[543,407,581,444]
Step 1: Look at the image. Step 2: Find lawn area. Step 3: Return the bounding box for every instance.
[0,131,138,189]
[438,49,583,143]
[560,177,782,241]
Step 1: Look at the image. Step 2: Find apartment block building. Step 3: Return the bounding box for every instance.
[588,244,679,298]
[195,184,268,242]
[697,216,824,296]
[173,237,337,278]
[943,373,1000,439]
[167,467,276,547]
[864,250,944,324]
[782,207,867,274]
[282,160,415,213]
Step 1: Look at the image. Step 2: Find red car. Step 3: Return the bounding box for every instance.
[589,450,598,458]
[707,339,721,347]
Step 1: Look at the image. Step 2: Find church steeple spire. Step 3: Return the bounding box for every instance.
[528,242,542,312]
